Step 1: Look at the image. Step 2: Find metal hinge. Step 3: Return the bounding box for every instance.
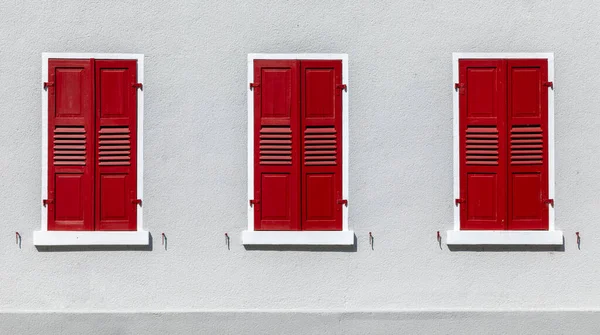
[42,199,54,207]
[454,83,464,94]
[131,199,142,207]
[249,199,260,207]
[455,198,465,206]
[132,83,143,90]
[43,82,54,90]
[543,81,553,89]
[249,83,260,91]
[544,199,554,207]
[336,84,347,92]
[337,199,348,207]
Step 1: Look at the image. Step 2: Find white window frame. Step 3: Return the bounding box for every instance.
[34,53,148,246]
[243,53,353,245]
[447,52,562,245]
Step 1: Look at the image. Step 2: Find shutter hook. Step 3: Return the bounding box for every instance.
[161,233,167,250]
[15,232,21,248]
[576,232,580,250]
[369,232,374,250]
[437,231,442,249]
[225,233,230,250]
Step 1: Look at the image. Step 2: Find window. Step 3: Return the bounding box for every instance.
[243,54,353,245]
[34,53,147,246]
[447,53,562,245]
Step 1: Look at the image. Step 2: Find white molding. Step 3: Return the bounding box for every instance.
[452,52,556,236]
[246,53,350,236]
[33,231,149,246]
[446,230,563,246]
[40,53,145,245]
[241,230,355,246]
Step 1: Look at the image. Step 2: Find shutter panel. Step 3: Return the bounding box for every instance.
[47,59,95,231]
[459,59,507,230]
[300,60,343,231]
[94,60,138,231]
[506,59,549,230]
[253,60,301,230]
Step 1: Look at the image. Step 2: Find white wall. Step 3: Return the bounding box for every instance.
[1,0,600,332]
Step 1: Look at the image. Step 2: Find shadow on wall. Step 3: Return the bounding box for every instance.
[244,235,358,252]
[35,233,154,252]
[447,238,565,252]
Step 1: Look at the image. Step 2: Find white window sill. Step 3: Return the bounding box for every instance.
[446,230,563,245]
[242,230,355,246]
[33,231,150,246]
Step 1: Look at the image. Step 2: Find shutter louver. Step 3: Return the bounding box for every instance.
[459,59,507,230]
[253,60,301,230]
[300,60,343,231]
[47,59,95,231]
[94,60,137,231]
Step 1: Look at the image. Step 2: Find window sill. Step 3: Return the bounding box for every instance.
[446,230,563,245]
[242,230,355,246]
[33,231,150,246]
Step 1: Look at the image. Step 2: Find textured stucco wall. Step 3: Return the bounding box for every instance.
[1,0,600,331]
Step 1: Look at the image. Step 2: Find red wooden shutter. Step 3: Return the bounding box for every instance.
[506,59,549,230]
[459,59,507,230]
[300,60,343,231]
[47,59,95,231]
[253,60,301,230]
[94,60,138,231]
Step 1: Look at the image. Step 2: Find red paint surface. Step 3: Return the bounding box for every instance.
[253,60,301,230]
[253,59,343,231]
[95,60,137,231]
[48,59,95,231]
[459,59,548,230]
[47,58,138,231]
[301,60,342,231]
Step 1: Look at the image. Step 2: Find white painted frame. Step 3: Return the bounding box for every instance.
[243,53,353,246]
[448,52,562,246]
[34,53,148,246]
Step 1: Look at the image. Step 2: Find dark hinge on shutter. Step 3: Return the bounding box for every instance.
[455,198,465,206]
[337,199,348,207]
[249,199,260,207]
[43,82,54,90]
[249,83,260,90]
[131,199,142,207]
[336,84,347,92]
[132,83,143,90]
[454,83,465,94]
[542,81,553,89]
[544,199,554,207]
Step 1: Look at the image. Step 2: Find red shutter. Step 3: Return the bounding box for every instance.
[300,60,343,231]
[459,59,507,230]
[506,59,549,230]
[47,59,95,231]
[253,60,301,230]
[94,60,138,231]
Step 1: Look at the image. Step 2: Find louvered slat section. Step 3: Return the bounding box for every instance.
[511,125,543,165]
[259,126,292,165]
[304,126,337,165]
[466,126,498,165]
[53,126,86,165]
[99,126,131,166]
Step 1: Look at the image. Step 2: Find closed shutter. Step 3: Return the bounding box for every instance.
[459,59,507,230]
[94,60,138,231]
[506,59,549,230]
[47,59,95,231]
[300,60,343,230]
[253,60,301,230]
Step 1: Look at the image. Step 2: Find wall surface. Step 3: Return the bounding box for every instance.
[1,0,600,333]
